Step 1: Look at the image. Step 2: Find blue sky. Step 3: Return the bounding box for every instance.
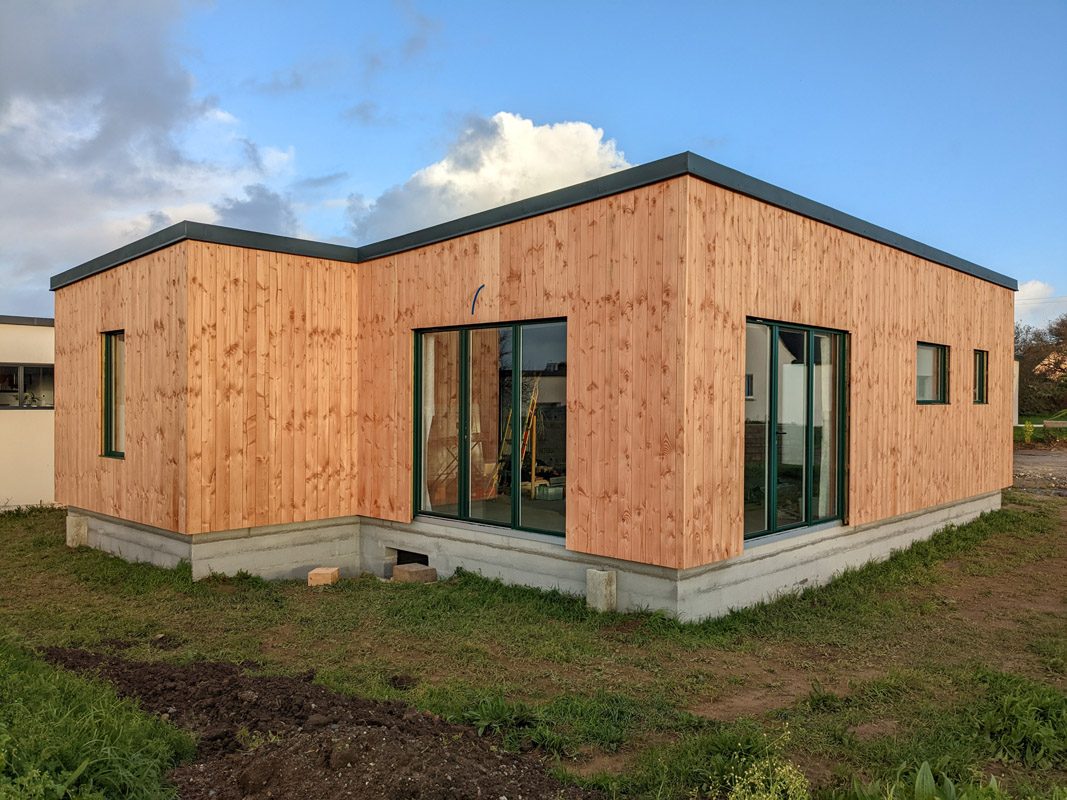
[2,1,1065,323]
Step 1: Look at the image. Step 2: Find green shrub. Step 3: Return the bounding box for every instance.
[459,694,542,737]
[724,756,810,800]
[974,672,1067,769]
[0,641,194,799]
[836,762,1008,800]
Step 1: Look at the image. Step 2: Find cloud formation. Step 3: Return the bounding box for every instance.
[213,185,299,236]
[1016,279,1067,328]
[0,0,296,316]
[347,112,629,242]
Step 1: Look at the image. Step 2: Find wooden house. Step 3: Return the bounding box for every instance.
[52,153,1015,617]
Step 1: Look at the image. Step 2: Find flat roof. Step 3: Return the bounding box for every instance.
[50,151,1017,292]
[0,315,55,327]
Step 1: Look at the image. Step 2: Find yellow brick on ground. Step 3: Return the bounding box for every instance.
[308,567,340,586]
[392,563,437,583]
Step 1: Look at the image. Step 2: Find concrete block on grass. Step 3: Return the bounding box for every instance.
[308,567,340,586]
[392,563,437,584]
[66,514,88,548]
[586,568,617,612]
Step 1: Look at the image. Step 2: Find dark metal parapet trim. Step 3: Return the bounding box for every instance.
[49,152,1017,292]
[50,221,362,291]
[683,153,1016,290]
[0,315,55,327]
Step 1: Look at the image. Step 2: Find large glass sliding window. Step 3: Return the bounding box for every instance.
[416,320,566,535]
[744,320,846,539]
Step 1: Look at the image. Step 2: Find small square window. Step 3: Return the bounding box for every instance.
[973,350,988,404]
[917,342,949,404]
[744,373,754,399]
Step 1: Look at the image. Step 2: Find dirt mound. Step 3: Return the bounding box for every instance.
[42,648,596,800]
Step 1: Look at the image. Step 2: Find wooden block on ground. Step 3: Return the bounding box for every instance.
[392,563,437,584]
[308,567,340,586]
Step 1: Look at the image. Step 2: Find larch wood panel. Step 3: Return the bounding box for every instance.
[353,180,690,565]
[54,245,188,532]
[684,176,1014,566]
[183,243,363,533]
[55,173,1011,570]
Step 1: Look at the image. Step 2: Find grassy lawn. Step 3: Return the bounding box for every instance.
[0,638,194,798]
[1,492,1066,798]
[1014,419,1067,444]
[1018,410,1067,426]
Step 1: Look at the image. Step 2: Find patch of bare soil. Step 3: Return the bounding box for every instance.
[687,648,882,722]
[42,648,598,800]
[847,719,899,742]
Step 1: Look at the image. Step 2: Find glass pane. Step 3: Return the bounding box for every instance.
[812,333,840,519]
[23,366,54,408]
[744,324,771,536]
[519,321,567,533]
[469,326,513,525]
[110,333,126,453]
[0,365,18,408]
[916,344,942,402]
[419,330,461,515]
[974,350,986,403]
[776,329,808,528]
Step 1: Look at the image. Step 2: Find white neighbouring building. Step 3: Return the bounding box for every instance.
[0,315,55,507]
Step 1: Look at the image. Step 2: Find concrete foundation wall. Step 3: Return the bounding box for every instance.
[66,491,1001,620]
[68,507,361,581]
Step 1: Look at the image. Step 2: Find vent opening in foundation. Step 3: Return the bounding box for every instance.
[393,548,429,567]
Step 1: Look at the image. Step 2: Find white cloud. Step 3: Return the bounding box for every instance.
[0,0,298,316]
[347,112,630,242]
[1016,279,1067,328]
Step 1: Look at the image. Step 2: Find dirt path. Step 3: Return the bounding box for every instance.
[43,648,598,800]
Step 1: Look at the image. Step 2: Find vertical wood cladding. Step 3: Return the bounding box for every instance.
[54,175,1013,569]
[683,176,1014,566]
[54,245,188,531]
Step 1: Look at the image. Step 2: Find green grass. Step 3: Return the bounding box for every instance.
[1,493,1066,798]
[1013,425,1067,443]
[1017,410,1067,425]
[0,638,194,799]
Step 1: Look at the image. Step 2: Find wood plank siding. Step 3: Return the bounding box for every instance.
[682,176,1015,566]
[54,174,1014,569]
[54,245,189,531]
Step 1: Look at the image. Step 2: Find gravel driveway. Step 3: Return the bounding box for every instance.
[1013,447,1067,493]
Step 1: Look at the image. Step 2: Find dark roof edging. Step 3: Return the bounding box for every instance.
[0,315,55,327]
[49,152,1017,292]
[49,221,362,291]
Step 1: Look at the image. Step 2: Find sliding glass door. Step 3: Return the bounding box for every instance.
[415,319,567,536]
[744,320,846,539]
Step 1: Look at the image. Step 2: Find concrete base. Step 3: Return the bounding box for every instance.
[586,569,618,613]
[66,490,1001,620]
[67,507,360,581]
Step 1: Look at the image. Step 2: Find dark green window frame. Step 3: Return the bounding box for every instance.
[973,349,988,404]
[102,330,125,459]
[413,319,566,537]
[916,342,950,405]
[745,319,849,540]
